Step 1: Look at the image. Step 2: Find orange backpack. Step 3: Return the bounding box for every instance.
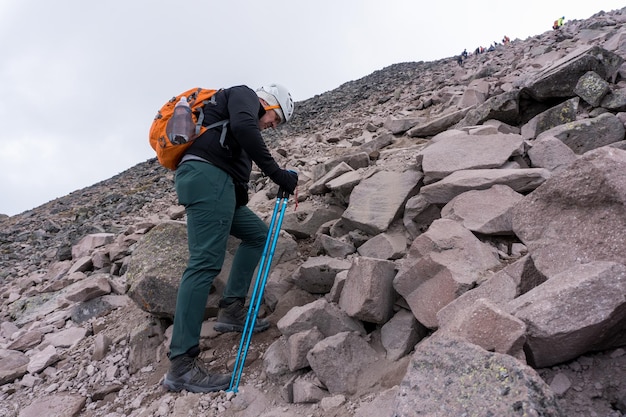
[149,87,229,170]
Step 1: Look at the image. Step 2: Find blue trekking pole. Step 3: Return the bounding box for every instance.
[228,186,292,392]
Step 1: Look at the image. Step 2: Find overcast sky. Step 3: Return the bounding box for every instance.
[1,1,624,216]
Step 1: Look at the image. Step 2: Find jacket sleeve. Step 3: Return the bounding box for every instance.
[227,86,281,177]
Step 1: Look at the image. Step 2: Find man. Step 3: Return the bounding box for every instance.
[162,84,298,393]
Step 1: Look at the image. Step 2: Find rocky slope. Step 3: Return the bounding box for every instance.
[2,7,626,417]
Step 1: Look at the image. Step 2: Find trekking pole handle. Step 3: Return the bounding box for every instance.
[277,169,297,199]
[277,188,290,198]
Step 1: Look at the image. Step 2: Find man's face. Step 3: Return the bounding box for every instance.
[259,109,281,130]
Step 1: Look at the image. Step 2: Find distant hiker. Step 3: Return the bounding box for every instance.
[503,35,510,45]
[457,49,468,65]
[553,16,565,30]
[162,84,297,394]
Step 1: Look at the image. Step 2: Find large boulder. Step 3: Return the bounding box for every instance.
[393,335,564,417]
[420,168,551,204]
[535,112,625,155]
[508,261,626,368]
[521,45,623,101]
[419,133,524,181]
[126,222,190,318]
[342,170,422,235]
[393,219,501,328]
[512,147,626,277]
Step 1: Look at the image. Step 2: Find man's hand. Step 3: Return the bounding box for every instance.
[270,169,298,194]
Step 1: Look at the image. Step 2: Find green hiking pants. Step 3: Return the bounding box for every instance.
[169,160,268,358]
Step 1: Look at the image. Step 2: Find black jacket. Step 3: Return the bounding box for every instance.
[184,85,281,183]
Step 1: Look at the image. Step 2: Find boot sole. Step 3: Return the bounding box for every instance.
[162,377,229,393]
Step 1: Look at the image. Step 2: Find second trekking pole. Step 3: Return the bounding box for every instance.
[228,187,291,392]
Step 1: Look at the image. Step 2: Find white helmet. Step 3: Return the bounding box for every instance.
[256,84,295,124]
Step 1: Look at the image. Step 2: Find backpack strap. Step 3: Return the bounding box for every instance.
[194,93,221,136]
[193,89,229,148]
[205,120,230,149]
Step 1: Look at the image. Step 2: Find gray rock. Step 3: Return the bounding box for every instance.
[43,326,88,349]
[393,219,501,328]
[436,255,546,332]
[263,337,290,381]
[383,116,422,135]
[71,232,115,259]
[338,257,397,324]
[455,90,521,127]
[512,147,626,277]
[536,112,625,154]
[420,133,524,181]
[63,274,111,303]
[408,107,472,137]
[381,309,426,361]
[521,45,623,100]
[527,135,578,173]
[277,298,366,338]
[356,232,406,260]
[342,170,422,235]
[521,97,579,140]
[286,328,324,371]
[600,87,626,111]
[307,331,380,395]
[281,203,345,239]
[126,222,190,319]
[309,162,354,195]
[292,256,351,294]
[356,132,394,154]
[574,71,610,106]
[314,234,356,258]
[508,261,626,367]
[438,298,527,360]
[402,194,441,239]
[17,393,86,417]
[128,318,164,374]
[393,335,564,417]
[0,349,29,385]
[292,375,327,403]
[26,345,59,374]
[441,184,524,235]
[420,168,551,204]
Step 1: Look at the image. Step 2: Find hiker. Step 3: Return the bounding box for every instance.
[162,84,298,393]
[553,16,565,30]
[457,48,469,66]
[502,35,510,45]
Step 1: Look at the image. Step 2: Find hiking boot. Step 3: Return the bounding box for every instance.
[162,349,231,393]
[214,299,270,333]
